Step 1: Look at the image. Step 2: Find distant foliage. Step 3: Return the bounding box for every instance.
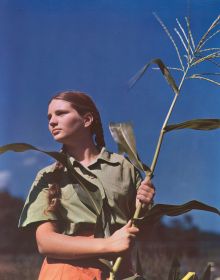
[0,191,37,254]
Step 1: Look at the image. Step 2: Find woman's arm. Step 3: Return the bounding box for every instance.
[36,220,139,260]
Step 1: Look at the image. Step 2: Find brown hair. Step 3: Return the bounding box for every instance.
[47,90,105,214]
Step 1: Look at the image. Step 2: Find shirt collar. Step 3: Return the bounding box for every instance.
[95,147,120,164]
[67,147,120,166]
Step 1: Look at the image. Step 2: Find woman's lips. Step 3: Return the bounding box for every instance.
[52,129,62,135]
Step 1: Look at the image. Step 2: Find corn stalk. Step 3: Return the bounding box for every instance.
[109,14,220,279]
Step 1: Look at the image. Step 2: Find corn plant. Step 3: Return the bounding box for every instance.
[109,14,220,279]
[167,259,211,280]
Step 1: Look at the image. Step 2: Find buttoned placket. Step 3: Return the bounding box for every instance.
[67,156,116,237]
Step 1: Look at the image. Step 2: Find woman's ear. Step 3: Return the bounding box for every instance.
[83,112,94,128]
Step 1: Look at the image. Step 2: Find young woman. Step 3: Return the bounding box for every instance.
[19,91,155,279]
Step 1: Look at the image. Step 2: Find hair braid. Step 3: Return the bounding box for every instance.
[46,161,63,214]
[93,110,105,149]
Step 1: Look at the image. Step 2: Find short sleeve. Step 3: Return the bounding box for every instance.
[18,169,58,228]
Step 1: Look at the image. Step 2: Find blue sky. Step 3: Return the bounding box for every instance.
[0,0,220,232]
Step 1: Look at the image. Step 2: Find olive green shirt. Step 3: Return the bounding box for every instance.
[18,148,142,235]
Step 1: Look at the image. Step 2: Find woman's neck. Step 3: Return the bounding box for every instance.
[65,141,100,167]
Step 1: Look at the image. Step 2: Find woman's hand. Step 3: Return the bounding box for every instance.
[136,177,155,208]
[106,220,139,254]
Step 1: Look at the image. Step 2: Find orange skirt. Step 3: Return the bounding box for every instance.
[38,257,108,280]
[38,255,134,280]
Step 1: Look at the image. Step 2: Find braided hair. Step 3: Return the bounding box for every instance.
[47,90,105,214]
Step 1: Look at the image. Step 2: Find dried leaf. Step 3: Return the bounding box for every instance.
[164,119,220,132]
[109,122,151,174]
[129,58,179,95]
[136,200,220,225]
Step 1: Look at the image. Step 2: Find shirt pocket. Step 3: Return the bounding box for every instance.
[61,184,79,200]
[101,179,134,204]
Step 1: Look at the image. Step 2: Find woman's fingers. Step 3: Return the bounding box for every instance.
[124,220,132,228]
[136,178,156,205]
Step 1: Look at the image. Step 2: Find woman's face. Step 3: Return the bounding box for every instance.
[48,99,91,144]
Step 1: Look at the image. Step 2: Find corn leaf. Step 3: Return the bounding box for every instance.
[164,119,220,132]
[129,58,179,95]
[109,122,151,174]
[168,258,180,280]
[201,264,211,280]
[181,272,197,280]
[0,143,103,217]
[0,143,68,165]
[135,201,220,225]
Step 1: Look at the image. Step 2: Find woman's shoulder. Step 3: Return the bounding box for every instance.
[37,162,56,174]
[33,162,57,183]
[103,148,135,168]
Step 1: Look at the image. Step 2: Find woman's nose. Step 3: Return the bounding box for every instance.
[49,115,58,127]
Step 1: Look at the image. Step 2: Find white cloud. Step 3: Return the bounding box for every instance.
[0,170,12,190]
[22,157,38,166]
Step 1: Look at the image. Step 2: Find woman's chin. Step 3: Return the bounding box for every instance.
[52,134,65,143]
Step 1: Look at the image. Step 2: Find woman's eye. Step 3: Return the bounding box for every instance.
[57,111,67,116]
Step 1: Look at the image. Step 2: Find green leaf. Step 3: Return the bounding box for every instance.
[164,119,220,132]
[0,143,103,216]
[168,258,180,280]
[109,122,151,174]
[201,264,211,280]
[129,58,179,95]
[0,143,68,164]
[181,272,197,280]
[135,200,220,225]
